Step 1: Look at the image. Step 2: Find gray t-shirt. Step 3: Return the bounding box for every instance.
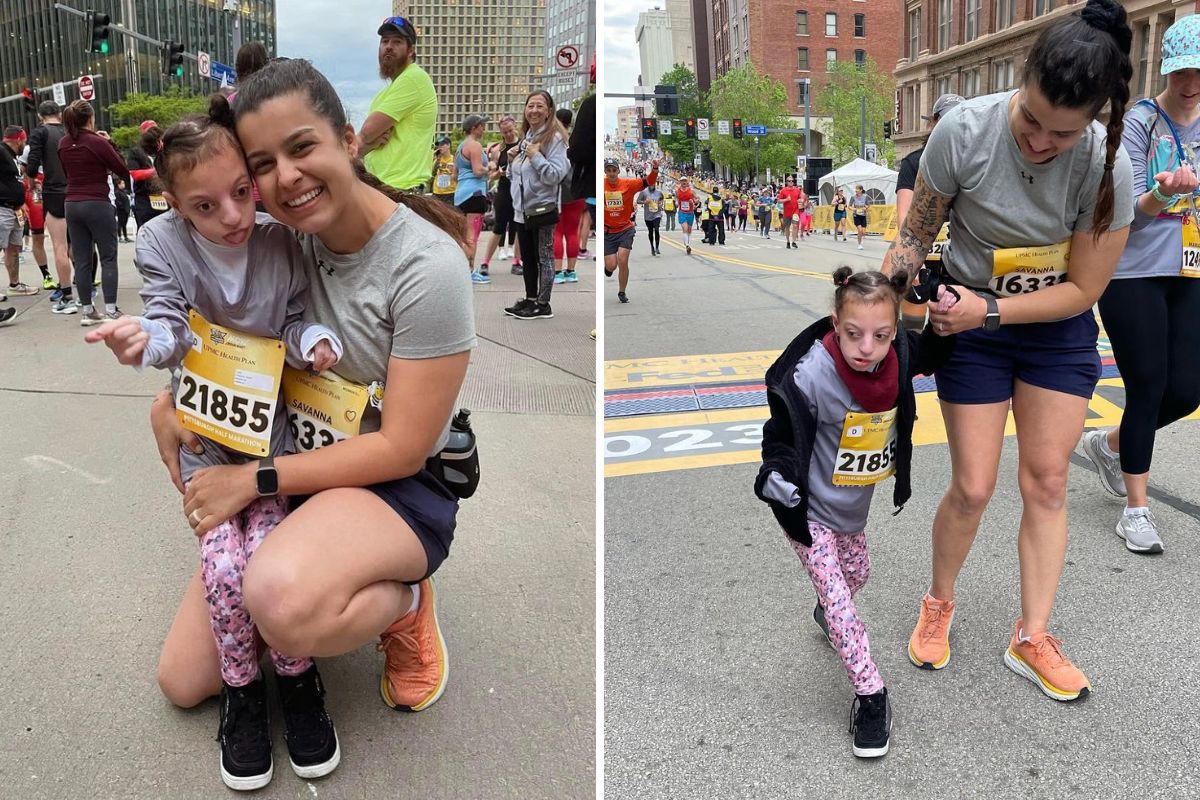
[850,193,870,212]
[921,90,1134,288]
[1113,100,1200,279]
[299,203,476,452]
[637,188,664,221]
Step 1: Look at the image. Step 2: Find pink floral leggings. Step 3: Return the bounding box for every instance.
[198,494,311,687]
[790,521,884,696]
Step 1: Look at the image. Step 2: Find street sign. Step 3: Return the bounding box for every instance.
[659,119,672,136]
[209,61,237,87]
[555,71,578,85]
[52,83,66,107]
[745,124,767,136]
[556,45,579,70]
[78,75,95,102]
[717,119,730,135]
[697,118,710,140]
[198,50,211,78]
[797,155,807,175]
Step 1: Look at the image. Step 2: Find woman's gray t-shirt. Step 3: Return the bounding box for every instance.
[920,90,1134,288]
[299,203,476,453]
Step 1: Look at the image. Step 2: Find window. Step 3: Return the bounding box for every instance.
[1135,22,1150,98]
[798,79,810,108]
[797,47,809,71]
[826,12,837,36]
[1035,0,1055,14]
[938,0,952,50]
[854,14,865,37]
[962,68,980,97]
[796,10,808,35]
[965,0,981,41]
[827,48,837,64]
[909,9,921,60]
[995,0,1014,30]
[992,58,1014,91]
[855,49,866,67]
[936,75,953,97]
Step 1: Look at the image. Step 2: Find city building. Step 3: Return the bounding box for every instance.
[894,0,1189,157]
[690,0,714,90]
[396,0,547,137]
[665,0,695,73]
[704,0,904,152]
[636,8,675,89]
[617,104,641,144]
[0,0,275,132]
[545,0,595,109]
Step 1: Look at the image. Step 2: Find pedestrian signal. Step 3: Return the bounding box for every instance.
[654,85,678,116]
[685,118,696,139]
[162,41,185,78]
[21,88,35,113]
[733,119,743,139]
[884,120,893,140]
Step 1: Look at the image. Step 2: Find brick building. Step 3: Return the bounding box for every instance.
[691,0,714,90]
[895,0,1196,157]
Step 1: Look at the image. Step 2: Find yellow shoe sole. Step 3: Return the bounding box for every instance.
[1003,647,1090,702]
[379,580,449,712]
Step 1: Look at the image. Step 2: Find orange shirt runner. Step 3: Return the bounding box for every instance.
[604,169,658,234]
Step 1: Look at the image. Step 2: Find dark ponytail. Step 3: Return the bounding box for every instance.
[1023,0,1132,240]
[832,266,907,315]
[62,100,94,138]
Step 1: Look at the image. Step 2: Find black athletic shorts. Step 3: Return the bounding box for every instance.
[853,213,868,229]
[457,195,488,215]
[42,191,65,219]
[290,469,457,582]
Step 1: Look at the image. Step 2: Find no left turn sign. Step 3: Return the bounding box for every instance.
[556,45,579,70]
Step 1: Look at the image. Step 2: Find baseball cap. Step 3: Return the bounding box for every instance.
[922,93,965,121]
[1161,15,1200,74]
[139,119,159,132]
[434,134,451,146]
[603,157,620,169]
[462,114,489,132]
[378,15,417,44]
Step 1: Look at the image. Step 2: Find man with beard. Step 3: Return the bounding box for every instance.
[358,16,438,192]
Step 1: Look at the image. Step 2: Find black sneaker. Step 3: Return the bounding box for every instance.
[512,301,553,320]
[479,265,489,277]
[504,298,535,317]
[217,677,273,790]
[813,603,834,649]
[685,245,691,255]
[0,306,15,324]
[604,268,615,277]
[618,292,629,304]
[511,263,523,275]
[276,665,341,779]
[849,688,891,758]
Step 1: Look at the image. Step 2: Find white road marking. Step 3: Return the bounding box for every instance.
[22,455,109,485]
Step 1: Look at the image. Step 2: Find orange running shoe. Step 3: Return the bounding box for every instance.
[907,594,955,670]
[377,578,448,712]
[1004,620,1091,702]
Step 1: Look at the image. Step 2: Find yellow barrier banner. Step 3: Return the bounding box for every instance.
[811,206,833,230]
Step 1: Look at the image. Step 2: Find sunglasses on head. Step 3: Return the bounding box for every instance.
[381,16,412,31]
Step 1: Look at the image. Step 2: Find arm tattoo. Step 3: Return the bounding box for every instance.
[884,171,952,286]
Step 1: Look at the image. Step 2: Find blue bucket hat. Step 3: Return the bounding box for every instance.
[1161,15,1200,74]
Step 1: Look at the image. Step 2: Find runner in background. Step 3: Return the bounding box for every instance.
[430,134,457,205]
[636,182,664,256]
[850,185,869,250]
[603,157,657,303]
[833,188,848,241]
[675,175,696,255]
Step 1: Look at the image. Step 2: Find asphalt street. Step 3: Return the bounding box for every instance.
[0,241,596,799]
[603,219,1200,798]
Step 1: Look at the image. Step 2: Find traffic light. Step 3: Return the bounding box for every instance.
[162,40,185,78]
[86,10,111,55]
[685,118,696,139]
[883,120,893,140]
[21,88,35,113]
[655,85,678,116]
[640,117,658,140]
[733,118,743,139]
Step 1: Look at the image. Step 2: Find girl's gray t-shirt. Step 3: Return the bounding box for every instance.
[920,90,1134,288]
[299,203,476,454]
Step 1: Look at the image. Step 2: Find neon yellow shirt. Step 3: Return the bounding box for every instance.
[364,64,438,190]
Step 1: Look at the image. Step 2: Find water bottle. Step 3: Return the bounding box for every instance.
[438,408,480,499]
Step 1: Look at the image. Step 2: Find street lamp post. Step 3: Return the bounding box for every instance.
[754,136,760,182]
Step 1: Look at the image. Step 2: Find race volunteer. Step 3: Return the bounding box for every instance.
[603,157,657,304]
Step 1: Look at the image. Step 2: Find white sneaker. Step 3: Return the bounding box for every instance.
[857,244,864,250]
[79,306,104,326]
[1079,429,1127,498]
[51,299,78,314]
[1116,509,1163,554]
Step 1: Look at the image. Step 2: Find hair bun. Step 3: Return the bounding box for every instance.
[1081,0,1131,53]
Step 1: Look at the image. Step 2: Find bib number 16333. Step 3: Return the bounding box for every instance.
[282,367,370,453]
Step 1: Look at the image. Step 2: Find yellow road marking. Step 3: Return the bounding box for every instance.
[605,350,778,390]
[660,237,832,280]
[604,406,766,432]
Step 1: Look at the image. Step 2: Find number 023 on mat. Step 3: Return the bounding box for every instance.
[175,310,285,457]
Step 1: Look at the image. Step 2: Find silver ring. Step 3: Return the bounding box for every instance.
[190,509,203,524]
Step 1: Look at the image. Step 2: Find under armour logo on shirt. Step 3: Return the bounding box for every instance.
[318,259,334,276]
[1020,171,1034,185]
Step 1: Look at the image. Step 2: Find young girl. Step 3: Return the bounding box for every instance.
[755,267,953,758]
[85,106,343,791]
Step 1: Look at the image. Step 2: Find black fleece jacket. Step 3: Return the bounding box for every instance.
[754,316,955,546]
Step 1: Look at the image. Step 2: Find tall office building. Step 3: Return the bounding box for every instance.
[0,0,276,132]
[545,0,595,109]
[396,0,548,137]
[664,0,695,72]
[636,8,674,89]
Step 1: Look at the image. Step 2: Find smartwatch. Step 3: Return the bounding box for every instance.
[256,456,279,497]
[983,295,1002,332]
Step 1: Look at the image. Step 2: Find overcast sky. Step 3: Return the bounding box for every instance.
[277,0,390,127]
[604,0,655,135]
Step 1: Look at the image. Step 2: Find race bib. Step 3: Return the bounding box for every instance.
[282,367,370,453]
[176,310,285,457]
[664,200,675,211]
[435,174,451,190]
[989,240,1071,296]
[679,200,693,212]
[647,200,660,212]
[1182,216,1200,278]
[149,194,169,211]
[832,408,898,486]
[925,225,951,262]
[605,190,623,209]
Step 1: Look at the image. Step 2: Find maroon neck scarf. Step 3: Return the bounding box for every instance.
[821,330,899,412]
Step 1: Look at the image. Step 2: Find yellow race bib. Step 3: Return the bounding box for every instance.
[605,190,623,209]
[647,200,660,213]
[1181,216,1200,278]
[176,310,285,457]
[149,194,169,211]
[989,240,1070,296]
[832,409,898,486]
[282,367,371,453]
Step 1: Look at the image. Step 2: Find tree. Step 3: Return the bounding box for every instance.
[815,58,897,168]
[106,86,209,149]
[652,64,709,166]
[706,63,796,179]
